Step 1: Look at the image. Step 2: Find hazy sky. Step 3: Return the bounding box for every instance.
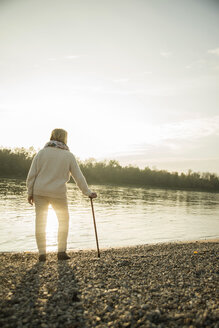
[1,0,219,173]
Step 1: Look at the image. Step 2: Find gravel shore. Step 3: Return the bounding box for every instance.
[0,241,218,328]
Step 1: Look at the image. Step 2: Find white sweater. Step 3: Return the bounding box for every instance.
[26,147,92,198]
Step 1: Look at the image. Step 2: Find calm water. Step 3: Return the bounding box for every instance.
[0,179,218,252]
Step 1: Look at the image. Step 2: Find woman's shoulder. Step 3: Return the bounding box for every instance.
[67,151,76,160]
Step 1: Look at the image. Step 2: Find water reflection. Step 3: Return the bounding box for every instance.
[0,179,26,196]
[0,179,219,252]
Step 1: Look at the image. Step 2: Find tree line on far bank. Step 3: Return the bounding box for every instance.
[0,147,219,192]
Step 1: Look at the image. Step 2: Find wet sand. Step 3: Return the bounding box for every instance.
[0,240,218,327]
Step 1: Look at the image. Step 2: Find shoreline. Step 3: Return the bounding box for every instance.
[1,240,218,327]
[1,238,218,254]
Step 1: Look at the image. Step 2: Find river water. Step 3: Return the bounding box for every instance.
[0,179,218,252]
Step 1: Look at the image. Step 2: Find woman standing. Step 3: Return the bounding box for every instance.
[26,128,97,262]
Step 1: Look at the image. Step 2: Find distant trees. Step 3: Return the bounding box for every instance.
[0,147,35,178]
[0,147,219,192]
[80,159,219,192]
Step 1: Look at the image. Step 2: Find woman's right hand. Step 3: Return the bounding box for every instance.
[89,192,97,199]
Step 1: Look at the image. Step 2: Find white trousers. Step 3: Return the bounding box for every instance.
[34,195,69,255]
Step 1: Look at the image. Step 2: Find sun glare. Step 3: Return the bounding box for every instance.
[46,206,58,251]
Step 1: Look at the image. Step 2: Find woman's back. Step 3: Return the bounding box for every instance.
[27,147,91,198]
[33,147,72,198]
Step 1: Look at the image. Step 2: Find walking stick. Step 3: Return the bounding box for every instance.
[90,197,100,258]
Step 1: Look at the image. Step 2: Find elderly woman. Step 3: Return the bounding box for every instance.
[26,128,97,262]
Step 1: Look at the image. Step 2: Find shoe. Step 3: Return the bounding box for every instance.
[39,254,46,262]
[58,252,70,260]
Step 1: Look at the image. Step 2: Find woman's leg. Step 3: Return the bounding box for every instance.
[34,195,49,255]
[51,198,69,252]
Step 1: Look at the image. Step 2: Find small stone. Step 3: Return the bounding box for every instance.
[95,316,101,322]
[123,323,131,327]
[104,305,113,312]
[141,304,149,310]
[41,324,48,328]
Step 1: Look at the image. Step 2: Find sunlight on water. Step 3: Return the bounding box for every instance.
[0,179,219,252]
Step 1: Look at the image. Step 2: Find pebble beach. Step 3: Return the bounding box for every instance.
[0,240,218,328]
